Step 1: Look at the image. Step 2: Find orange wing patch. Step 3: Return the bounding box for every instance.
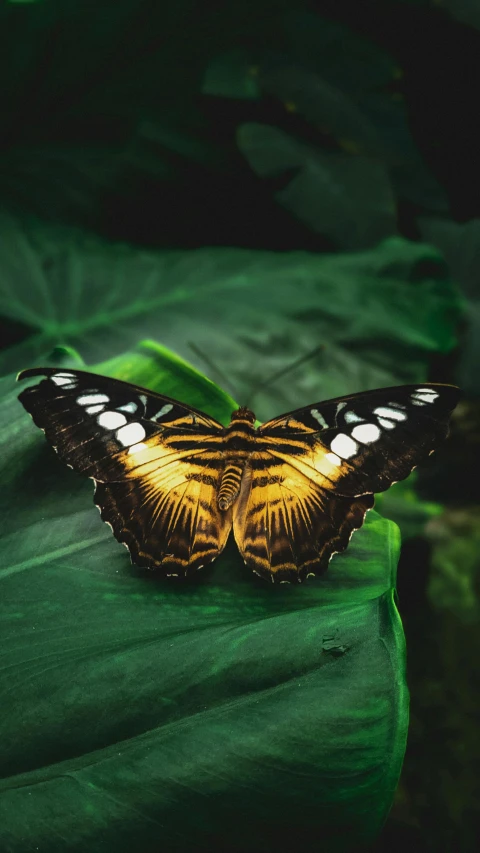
[95,437,232,576]
[233,452,373,583]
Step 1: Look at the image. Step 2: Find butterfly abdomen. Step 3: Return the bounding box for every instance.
[218,463,244,510]
[218,409,257,510]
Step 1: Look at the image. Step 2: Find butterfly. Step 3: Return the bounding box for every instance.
[17,367,460,584]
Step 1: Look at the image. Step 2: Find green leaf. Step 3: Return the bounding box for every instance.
[0,212,463,421]
[1,345,408,852]
[258,62,384,158]
[426,507,480,620]
[265,13,448,215]
[376,474,444,541]
[96,339,238,426]
[419,216,478,395]
[237,122,397,249]
[202,49,261,99]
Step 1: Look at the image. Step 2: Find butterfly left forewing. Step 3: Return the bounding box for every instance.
[18,367,231,575]
[17,366,224,479]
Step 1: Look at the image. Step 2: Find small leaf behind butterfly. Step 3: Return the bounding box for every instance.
[95,338,238,426]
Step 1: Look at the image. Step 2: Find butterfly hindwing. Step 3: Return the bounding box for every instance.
[259,383,460,498]
[94,461,232,576]
[18,367,231,576]
[233,453,374,583]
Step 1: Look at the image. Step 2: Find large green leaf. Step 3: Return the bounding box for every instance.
[0,212,462,422]
[0,344,407,853]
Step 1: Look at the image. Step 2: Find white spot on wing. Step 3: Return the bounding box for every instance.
[335,402,347,416]
[128,441,149,455]
[330,433,358,459]
[154,403,174,420]
[377,417,395,430]
[351,423,381,444]
[77,393,110,406]
[325,452,342,466]
[97,411,127,430]
[116,422,146,446]
[344,410,364,424]
[373,406,407,422]
[310,408,328,429]
[53,373,77,387]
[310,409,328,429]
[118,402,138,414]
[85,404,105,415]
[51,375,75,387]
[413,391,439,403]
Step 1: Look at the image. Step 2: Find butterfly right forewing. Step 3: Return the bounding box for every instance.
[258,383,460,498]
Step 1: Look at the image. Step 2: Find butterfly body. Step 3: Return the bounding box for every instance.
[17,367,460,584]
[218,407,256,510]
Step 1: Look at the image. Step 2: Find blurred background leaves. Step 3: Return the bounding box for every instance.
[0,212,462,417]
[0,0,478,851]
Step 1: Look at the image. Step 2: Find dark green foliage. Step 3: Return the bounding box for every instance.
[0,2,477,851]
[0,212,462,420]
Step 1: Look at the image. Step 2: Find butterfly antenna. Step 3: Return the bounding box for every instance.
[188,342,239,401]
[245,344,325,409]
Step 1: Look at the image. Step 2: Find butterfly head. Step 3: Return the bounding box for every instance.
[230,406,256,425]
